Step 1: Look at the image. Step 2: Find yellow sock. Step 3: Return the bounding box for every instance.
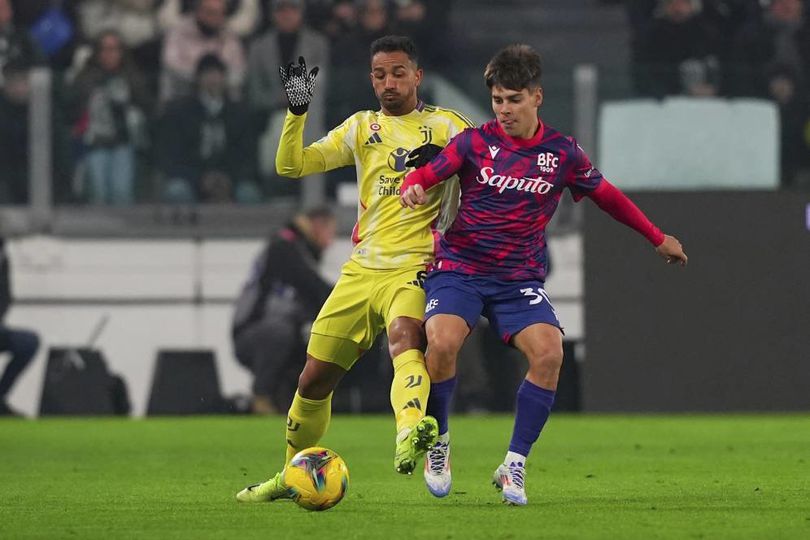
[285,390,332,464]
[390,349,430,434]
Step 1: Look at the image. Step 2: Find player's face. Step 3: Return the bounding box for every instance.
[491,85,543,139]
[370,51,423,115]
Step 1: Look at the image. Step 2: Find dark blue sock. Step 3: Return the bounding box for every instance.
[426,376,456,435]
[508,379,556,457]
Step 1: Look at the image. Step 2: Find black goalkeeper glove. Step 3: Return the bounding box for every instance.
[279,56,319,115]
[405,143,443,169]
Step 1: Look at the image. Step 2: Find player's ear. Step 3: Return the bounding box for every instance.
[534,86,543,108]
[414,67,423,88]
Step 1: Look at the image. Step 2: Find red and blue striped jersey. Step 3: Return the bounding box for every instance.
[405,119,604,281]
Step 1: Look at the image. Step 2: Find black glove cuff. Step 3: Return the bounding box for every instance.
[289,104,309,115]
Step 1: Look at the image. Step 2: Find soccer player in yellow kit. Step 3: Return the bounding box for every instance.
[236,35,473,502]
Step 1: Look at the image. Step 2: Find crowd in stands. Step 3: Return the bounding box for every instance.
[628,0,810,187]
[0,0,451,205]
[1,0,809,206]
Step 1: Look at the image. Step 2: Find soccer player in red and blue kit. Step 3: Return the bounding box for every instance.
[399,44,688,506]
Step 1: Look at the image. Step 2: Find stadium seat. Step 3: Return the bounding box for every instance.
[598,98,779,189]
[39,347,129,416]
[147,349,225,415]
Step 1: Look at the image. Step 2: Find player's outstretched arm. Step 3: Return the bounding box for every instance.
[276,56,319,178]
[655,235,688,266]
[587,180,688,267]
[276,57,352,178]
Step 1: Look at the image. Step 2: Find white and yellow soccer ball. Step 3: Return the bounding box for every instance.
[284,447,350,511]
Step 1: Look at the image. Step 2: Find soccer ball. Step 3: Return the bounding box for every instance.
[284,447,350,511]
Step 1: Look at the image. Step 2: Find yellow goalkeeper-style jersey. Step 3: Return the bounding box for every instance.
[276,101,474,270]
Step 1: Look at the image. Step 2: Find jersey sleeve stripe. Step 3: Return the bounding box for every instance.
[447,109,475,128]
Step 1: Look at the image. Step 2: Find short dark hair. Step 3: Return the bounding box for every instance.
[484,44,542,91]
[195,53,226,77]
[304,206,335,222]
[370,35,418,65]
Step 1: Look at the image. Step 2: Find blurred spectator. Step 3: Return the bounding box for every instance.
[294,0,340,34]
[231,206,335,413]
[703,1,761,91]
[0,0,44,84]
[392,0,452,68]
[157,54,260,203]
[321,0,390,192]
[730,0,810,187]
[627,0,757,38]
[0,61,30,203]
[77,0,162,77]
[160,0,246,103]
[634,0,721,98]
[333,0,390,59]
[0,61,72,204]
[321,0,358,40]
[626,0,658,37]
[731,0,810,97]
[766,64,809,186]
[10,0,78,71]
[158,0,260,38]
[67,31,152,205]
[0,237,40,417]
[329,0,390,123]
[247,0,329,180]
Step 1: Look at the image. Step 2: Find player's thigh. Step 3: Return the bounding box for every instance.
[425,313,470,359]
[307,333,366,372]
[377,265,429,326]
[485,280,562,345]
[423,271,485,332]
[372,265,427,355]
[309,261,382,369]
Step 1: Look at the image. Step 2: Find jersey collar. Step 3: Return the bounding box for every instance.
[378,100,425,119]
[493,117,545,148]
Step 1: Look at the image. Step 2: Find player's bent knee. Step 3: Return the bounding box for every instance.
[297,373,335,400]
[387,317,425,358]
[527,346,563,373]
[426,331,465,362]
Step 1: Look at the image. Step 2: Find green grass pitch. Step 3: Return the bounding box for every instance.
[1,415,808,539]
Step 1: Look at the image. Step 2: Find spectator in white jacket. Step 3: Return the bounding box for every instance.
[160,0,246,103]
[158,0,260,38]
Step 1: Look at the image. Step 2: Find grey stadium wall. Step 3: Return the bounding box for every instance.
[582,191,810,412]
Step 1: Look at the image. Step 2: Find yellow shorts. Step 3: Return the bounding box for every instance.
[307,259,427,370]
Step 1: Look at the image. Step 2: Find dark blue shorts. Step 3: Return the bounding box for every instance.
[423,271,562,344]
